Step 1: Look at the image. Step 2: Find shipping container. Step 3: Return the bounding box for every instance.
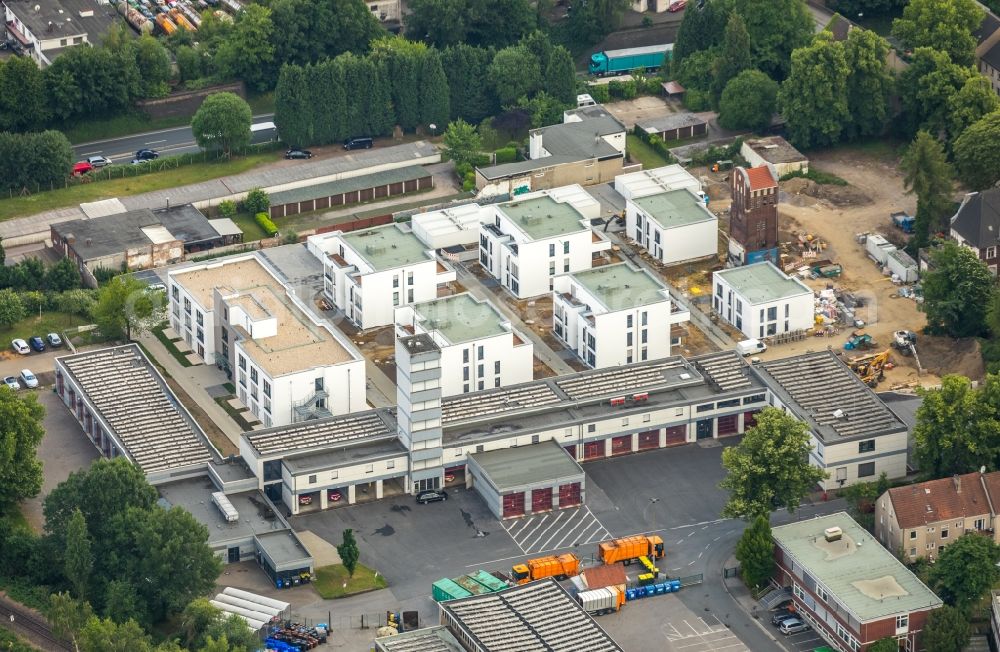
[431,578,472,603]
[468,570,507,593]
[589,44,673,76]
[453,574,491,596]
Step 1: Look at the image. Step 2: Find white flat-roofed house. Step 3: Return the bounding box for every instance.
[713,261,814,340]
[613,164,703,201]
[395,292,534,396]
[479,186,610,299]
[307,223,457,329]
[552,262,689,368]
[168,254,366,428]
[626,188,718,266]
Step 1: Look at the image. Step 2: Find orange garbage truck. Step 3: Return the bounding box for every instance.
[512,553,581,585]
[598,534,665,565]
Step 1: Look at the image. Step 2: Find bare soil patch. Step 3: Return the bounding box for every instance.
[915,336,984,381]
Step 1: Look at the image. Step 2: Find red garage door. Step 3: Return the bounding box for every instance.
[610,435,631,456]
[664,425,687,446]
[718,415,739,437]
[638,430,659,450]
[583,440,606,460]
[744,411,760,430]
[531,487,553,513]
[564,444,576,459]
[559,483,581,508]
[503,492,525,518]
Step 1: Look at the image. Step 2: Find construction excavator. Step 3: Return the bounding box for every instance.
[847,349,891,387]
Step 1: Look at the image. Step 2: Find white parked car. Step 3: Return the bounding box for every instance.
[11,339,29,355]
[46,333,62,347]
[19,369,38,389]
[87,155,113,168]
[3,376,19,391]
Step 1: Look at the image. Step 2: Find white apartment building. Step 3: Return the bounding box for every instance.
[479,186,610,299]
[394,292,534,396]
[308,223,457,329]
[168,255,366,428]
[552,262,689,368]
[712,261,814,341]
[626,189,717,266]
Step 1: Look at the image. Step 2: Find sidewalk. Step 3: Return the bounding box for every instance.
[721,555,789,651]
[137,330,243,450]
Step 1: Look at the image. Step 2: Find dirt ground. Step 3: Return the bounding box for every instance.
[748,146,942,388]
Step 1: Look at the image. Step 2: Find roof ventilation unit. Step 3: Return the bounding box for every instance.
[212,491,239,523]
[823,526,843,542]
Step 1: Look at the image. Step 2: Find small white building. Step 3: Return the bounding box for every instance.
[614,164,704,201]
[395,292,534,396]
[168,255,367,428]
[552,262,689,368]
[713,261,814,340]
[626,189,718,266]
[308,223,457,330]
[479,186,610,299]
[739,136,809,178]
[410,203,486,251]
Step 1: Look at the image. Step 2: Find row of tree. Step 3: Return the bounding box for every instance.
[0,131,74,191]
[274,33,576,148]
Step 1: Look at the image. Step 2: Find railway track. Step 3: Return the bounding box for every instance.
[0,594,73,651]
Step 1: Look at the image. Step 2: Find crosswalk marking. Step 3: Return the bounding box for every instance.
[502,506,611,555]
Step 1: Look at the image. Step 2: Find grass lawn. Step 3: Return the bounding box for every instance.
[0,311,86,347]
[247,92,276,115]
[626,134,670,170]
[313,564,387,599]
[0,627,38,652]
[63,111,192,144]
[231,212,270,241]
[214,396,255,431]
[152,324,192,367]
[0,152,282,223]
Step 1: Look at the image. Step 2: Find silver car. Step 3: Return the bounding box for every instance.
[87,155,112,168]
[3,376,19,391]
[19,369,38,389]
[779,618,810,635]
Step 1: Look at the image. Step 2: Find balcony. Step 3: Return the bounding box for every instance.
[435,259,457,285]
[591,230,612,253]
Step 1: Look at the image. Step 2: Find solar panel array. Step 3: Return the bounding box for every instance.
[555,359,688,401]
[693,352,753,391]
[442,384,560,424]
[247,411,391,454]
[761,352,902,438]
[445,580,622,652]
[62,346,210,473]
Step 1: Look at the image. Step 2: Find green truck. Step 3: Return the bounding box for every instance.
[588,44,674,76]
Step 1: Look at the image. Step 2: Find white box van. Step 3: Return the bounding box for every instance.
[736,339,767,357]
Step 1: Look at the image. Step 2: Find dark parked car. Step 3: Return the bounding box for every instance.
[415,489,448,504]
[771,609,797,626]
[134,149,159,161]
[343,136,373,150]
[285,149,313,160]
[28,336,45,352]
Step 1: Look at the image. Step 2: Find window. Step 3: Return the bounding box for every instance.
[463,349,469,363]
[549,243,555,256]
[477,364,484,377]
[308,475,317,484]
[696,403,715,413]
[365,464,374,473]
[315,377,324,391]
[588,424,596,433]
[463,367,469,381]
[988,246,998,259]
[743,394,765,405]
[478,345,484,360]
[718,398,740,409]
[495,377,501,387]
[910,531,917,540]
[643,414,651,422]
[909,547,917,556]
[627,332,633,346]
[238,355,246,370]
[478,380,484,390]
[941,528,949,539]
[196,310,203,326]
[675,407,684,416]
[330,470,338,479]
[476,445,484,453]
[817,586,828,602]
[387,460,395,469]
[858,439,875,453]
[858,462,876,477]
[563,260,570,272]
[549,261,556,275]
[250,368,258,383]
[407,272,414,285]
[264,381,272,398]
[172,286,179,300]
[531,435,539,444]
[641,329,647,344]
[494,360,500,374]
[563,241,569,254]
[767,306,778,321]
[627,315,633,328]
[408,289,414,303]
[393,276,399,288]
[976,518,986,530]
[641,311,647,326]
[393,292,400,306]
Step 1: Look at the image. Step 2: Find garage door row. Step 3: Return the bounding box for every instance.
[502,482,582,518]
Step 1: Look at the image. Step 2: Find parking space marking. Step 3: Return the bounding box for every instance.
[502,506,611,555]
[658,613,750,652]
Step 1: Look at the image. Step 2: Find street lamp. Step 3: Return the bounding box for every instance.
[429,123,437,138]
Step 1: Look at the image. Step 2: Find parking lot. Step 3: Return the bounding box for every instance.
[600,593,750,652]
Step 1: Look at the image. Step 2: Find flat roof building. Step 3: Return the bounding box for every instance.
[411,202,486,250]
[439,578,623,652]
[772,513,941,652]
[374,626,464,652]
[626,188,718,266]
[614,164,703,201]
[2,0,117,66]
[712,261,814,341]
[553,262,689,368]
[740,136,808,178]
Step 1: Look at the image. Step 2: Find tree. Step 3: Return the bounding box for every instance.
[91,274,164,341]
[49,593,95,650]
[0,56,49,131]
[922,241,994,338]
[243,187,270,216]
[843,28,892,140]
[900,131,953,249]
[0,130,73,191]
[203,613,260,651]
[868,638,901,652]
[181,599,222,649]
[913,375,1000,478]
[0,389,45,507]
[897,48,974,138]
[545,46,577,107]
[734,515,774,590]
[175,45,204,82]
[489,45,541,106]
[337,528,360,577]
[267,0,383,70]
[45,257,82,292]
[830,0,905,15]
[930,533,1000,610]
[953,110,1000,190]
[565,0,631,48]
[842,472,890,532]
[892,0,983,67]
[215,4,276,92]
[404,0,469,47]
[274,64,314,147]
[778,32,850,148]
[922,605,970,652]
[103,579,145,625]
[671,0,732,71]
[0,288,25,328]
[516,91,566,129]
[732,0,814,80]
[947,77,1000,142]
[419,49,451,130]
[56,289,97,319]
[442,120,483,168]
[192,92,252,157]
[718,70,778,131]
[131,36,172,98]
[78,616,154,652]
[712,14,752,104]
[442,44,497,123]
[719,407,828,519]
[65,508,93,600]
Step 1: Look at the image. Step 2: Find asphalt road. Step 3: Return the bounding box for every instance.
[71,113,275,163]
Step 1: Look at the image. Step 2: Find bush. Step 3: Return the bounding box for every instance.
[588,85,611,103]
[779,168,848,186]
[608,79,637,100]
[218,200,237,218]
[255,212,278,237]
[494,146,517,164]
[683,89,712,112]
[454,161,473,179]
[242,187,270,215]
[0,130,74,191]
[462,171,476,192]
